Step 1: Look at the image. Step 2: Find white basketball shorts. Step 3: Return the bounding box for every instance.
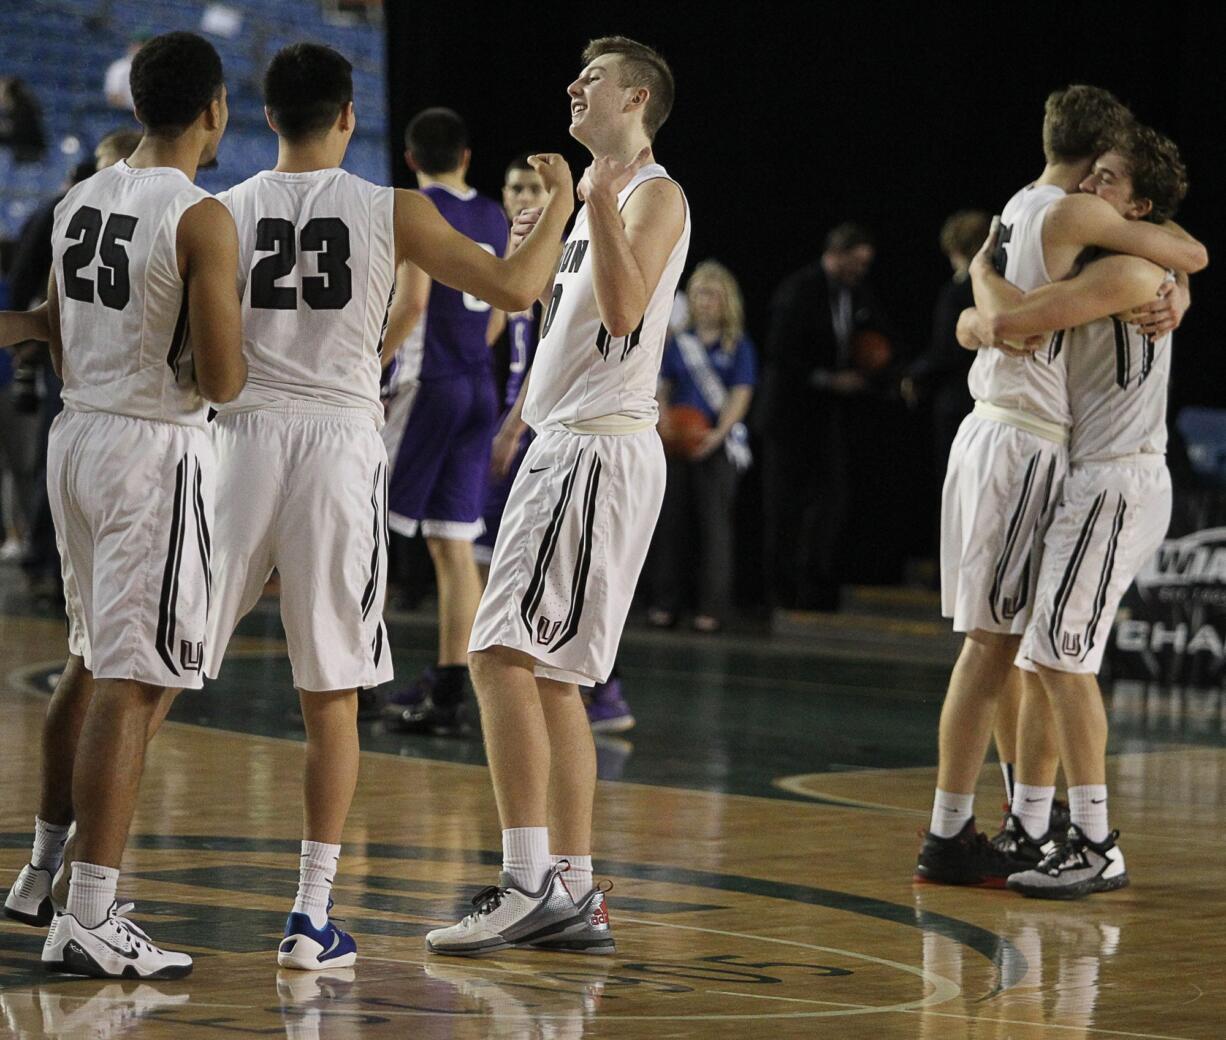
[48,409,213,688]
[204,406,393,692]
[469,427,666,686]
[1018,458,1171,675]
[941,412,1068,635]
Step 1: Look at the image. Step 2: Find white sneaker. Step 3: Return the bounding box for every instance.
[42,903,193,980]
[4,864,57,927]
[426,863,586,957]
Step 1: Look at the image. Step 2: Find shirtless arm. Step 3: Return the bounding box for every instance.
[178,197,246,403]
[47,277,63,377]
[972,250,1167,340]
[0,302,49,347]
[1044,193,1208,273]
[581,152,685,337]
[392,154,573,313]
[380,262,429,369]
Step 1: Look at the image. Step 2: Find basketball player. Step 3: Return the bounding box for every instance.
[426,35,689,955]
[202,44,574,968]
[380,109,509,736]
[961,125,1192,897]
[14,32,246,979]
[915,86,1207,888]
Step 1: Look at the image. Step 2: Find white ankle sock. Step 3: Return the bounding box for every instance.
[1069,785,1110,844]
[66,862,118,928]
[31,817,71,872]
[930,790,975,839]
[552,854,593,898]
[1011,784,1055,840]
[502,827,551,891]
[293,841,340,929]
[999,762,1015,804]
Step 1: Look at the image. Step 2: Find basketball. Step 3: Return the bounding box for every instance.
[850,328,894,373]
[661,404,713,459]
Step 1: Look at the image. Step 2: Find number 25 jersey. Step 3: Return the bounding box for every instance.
[218,168,395,426]
[52,160,212,426]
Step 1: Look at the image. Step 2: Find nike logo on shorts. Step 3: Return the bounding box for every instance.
[528,466,550,474]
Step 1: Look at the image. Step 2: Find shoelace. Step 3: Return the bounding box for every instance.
[464,885,506,923]
[109,903,161,953]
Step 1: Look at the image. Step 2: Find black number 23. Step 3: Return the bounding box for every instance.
[250,217,352,310]
[62,206,139,310]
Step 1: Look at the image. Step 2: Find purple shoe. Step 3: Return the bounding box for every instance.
[382,667,435,719]
[585,679,635,734]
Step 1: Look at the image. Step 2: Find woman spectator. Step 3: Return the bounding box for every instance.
[650,260,757,632]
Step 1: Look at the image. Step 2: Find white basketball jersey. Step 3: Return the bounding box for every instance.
[522,163,691,431]
[52,161,211,426]
[967,183,1070,427]
[1067,303,1171,462]
[218,168,395,425]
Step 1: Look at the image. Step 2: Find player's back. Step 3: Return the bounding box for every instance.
[219,168,394,425]
[523,162,691,432]
[967,182,1070,428]
[412,184,509,381]
[52,160,211,426]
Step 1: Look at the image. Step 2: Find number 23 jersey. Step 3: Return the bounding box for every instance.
[218,168,395,426]
[52,160,212,426]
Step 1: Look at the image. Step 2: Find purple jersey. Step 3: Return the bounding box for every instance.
[418,184,509,380]
[505,308,538,409]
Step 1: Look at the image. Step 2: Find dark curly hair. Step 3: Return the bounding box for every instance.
[130,32,223,137]
[1119,124,1189,224]
[1042,85,1132,164]
[264,43,353,141]
[405,108,468,175]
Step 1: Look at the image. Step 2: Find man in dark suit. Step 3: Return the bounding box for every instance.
[759,223,889,610]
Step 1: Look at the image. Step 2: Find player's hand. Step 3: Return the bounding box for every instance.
[577,146,651,204]
[993,334,1046,358]
[509,207,543,252]
[528,153,574,203]
[490,423,525,478]
[971,216,1001,276]
[692,429,724,460]
[828,369,867,395]
[1119,279,1187,337]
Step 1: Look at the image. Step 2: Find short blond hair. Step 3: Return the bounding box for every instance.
[582,36,674,140]
[686,259,745,352]
[939,210,991,261]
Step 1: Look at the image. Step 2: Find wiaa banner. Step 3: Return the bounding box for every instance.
[1107,488,1226,686]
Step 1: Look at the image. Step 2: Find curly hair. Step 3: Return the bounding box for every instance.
[1042,85,1132,164]
[130,32,223,137]
[264,43,353,141]
[1119,124,1189,224]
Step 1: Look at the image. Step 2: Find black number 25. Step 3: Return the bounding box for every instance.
[62,206,139,310]
[250,217,352,310]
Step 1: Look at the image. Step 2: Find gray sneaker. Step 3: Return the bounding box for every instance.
[525,885,615,954]
[426,863,585,957]
[3,864,56,927]
[1007,826,1128,900]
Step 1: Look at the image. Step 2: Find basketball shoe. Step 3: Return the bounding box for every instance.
[1007,826,1128,899]
[426,863,586,956]
[524,884,615,954]
[42,902,193,979]
[584,678,634,734]
[278,902,357,970]
[3,864,56,926]
[990,814,1058,869]
[384,667,471,736]
[914,818,1035,887]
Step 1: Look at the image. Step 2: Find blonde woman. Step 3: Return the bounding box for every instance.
[651,260,757,632]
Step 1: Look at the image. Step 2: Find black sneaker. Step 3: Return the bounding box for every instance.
[1050,798,1071,834]
[914,818,1033,888]
[1007,826,1129,900]
[990,813,1057,868]
[388,696,471,737]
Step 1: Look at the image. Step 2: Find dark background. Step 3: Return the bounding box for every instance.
[384,2,1226,601]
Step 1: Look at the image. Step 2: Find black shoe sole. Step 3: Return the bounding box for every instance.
[46,941,193,980]
[525,938,616,954]
[1007,873,1130,900]
[913,868,1008,889]
[4,899,53,927]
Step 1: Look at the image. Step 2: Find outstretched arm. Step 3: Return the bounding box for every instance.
[1045,193,1208,273]
[0,302,49,347]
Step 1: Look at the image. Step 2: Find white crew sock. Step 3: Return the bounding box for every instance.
[999,762,1015,804]
[502,827,551,891]
[1011,783,1055,840]
[31,817,71,872]
[1069,785,1110,844]
[66,862,118,929]
[552,854,593,899]
[929,790,975,839]
[292,841,340,929]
